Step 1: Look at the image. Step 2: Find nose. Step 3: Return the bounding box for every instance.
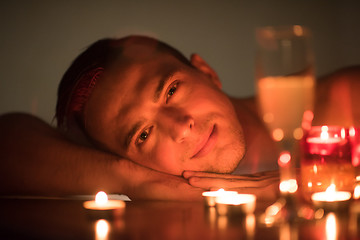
[160,109,194,143]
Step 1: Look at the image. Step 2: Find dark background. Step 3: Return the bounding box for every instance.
[1,0,359,123]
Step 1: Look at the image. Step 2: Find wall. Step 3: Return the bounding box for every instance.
[0,0,359,123]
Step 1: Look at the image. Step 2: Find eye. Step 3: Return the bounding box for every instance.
[136,127,152,145]
[166,82,179,102]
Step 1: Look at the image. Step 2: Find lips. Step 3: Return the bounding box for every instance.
[191,125,218,159]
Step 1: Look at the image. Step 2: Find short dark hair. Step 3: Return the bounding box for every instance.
[55,35,191,130]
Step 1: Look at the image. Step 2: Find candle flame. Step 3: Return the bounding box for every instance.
[354,184,360,199]
[313,164,318,174]
[349,127,356,137]
[340,128,346,139]
[325,184,336,194]
[312,183,351,202]
[320,126,329,140]
[95,191,108,205]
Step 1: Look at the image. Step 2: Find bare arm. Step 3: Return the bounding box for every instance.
[313,65,360,126]
[0,113,202,200]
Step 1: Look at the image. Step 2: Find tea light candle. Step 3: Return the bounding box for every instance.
[83,191,126,210]
[83,191,125,219]
[202,189,237,207]
[311,184,352,211]
[215,193,256,216]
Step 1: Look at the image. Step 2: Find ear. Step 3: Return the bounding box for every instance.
[190,53,222,89]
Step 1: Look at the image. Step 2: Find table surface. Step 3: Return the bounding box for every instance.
[0,196,359,240]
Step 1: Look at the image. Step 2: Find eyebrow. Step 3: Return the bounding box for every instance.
[125,120,144,149]
[153,70,176,102]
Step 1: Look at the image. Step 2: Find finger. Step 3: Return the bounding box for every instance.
[183,171,236,179]
[184,170,279,181]
[242,170,279,177]
[188,176,279,190]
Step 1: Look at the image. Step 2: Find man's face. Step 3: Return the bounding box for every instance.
[84,41,245,175]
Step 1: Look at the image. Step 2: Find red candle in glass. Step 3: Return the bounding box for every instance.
[300,126,355,201]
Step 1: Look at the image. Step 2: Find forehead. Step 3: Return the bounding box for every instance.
[95,50,182,106]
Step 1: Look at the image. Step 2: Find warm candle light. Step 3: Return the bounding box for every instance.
[279,179,298,194]
[280,222,298,240]
[311,184,352,211]
[95,219,110,240]
[302,110,314,132]
[325,213,337,240]
[216,193,256,205]
[321,126,329,139]
[312,184,351,202]
[301,126,355,201]
[278,151,291,167]
[202,188,225,197]
[202,189,237,207]
[83,191,126,211]
[272,128,284,141]
[260,198,286,226]
[245,214,256,239]
[215,193,256,215]
[217,215,228,230]
[349,127,360,167]
[354,184,360,200]
[95,191,108,206]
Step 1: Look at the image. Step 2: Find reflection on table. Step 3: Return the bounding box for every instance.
[0,196,360,240]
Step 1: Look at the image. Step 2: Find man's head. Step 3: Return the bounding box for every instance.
[56,35,245,175]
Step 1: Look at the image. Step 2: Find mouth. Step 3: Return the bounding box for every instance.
[191,125,218,159]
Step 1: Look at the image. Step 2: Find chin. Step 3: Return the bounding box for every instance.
[213,143,245,173]
[196,151,243,174]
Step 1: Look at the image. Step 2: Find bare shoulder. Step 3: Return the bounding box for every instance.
[313,65,360,126]
[317,65,360,91]
[0,112,65,144]
[0,112,49,130]
[231,96,257,115]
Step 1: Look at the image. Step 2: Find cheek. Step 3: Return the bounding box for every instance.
[188,87,230,113]
[147,140,185,175]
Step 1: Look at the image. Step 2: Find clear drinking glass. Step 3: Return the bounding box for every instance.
[255,25,316,196]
